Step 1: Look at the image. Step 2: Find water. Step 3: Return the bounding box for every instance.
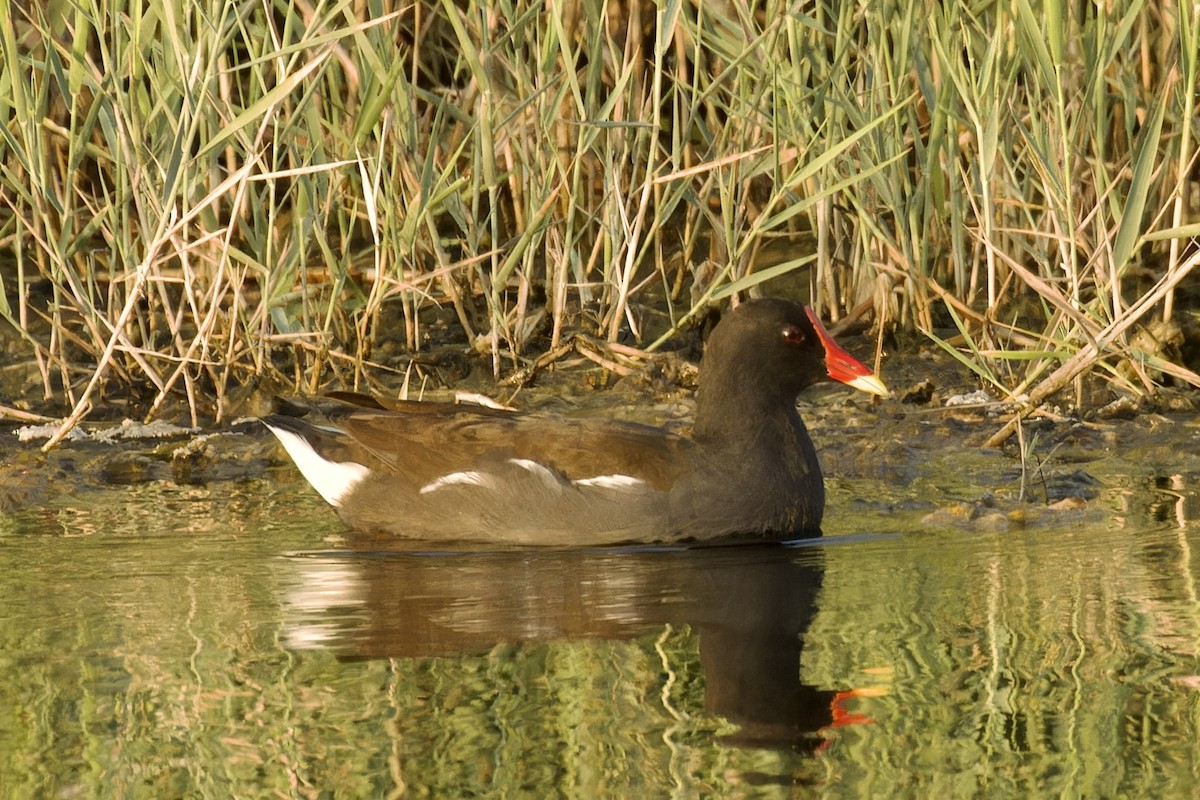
[1,461,1199,798]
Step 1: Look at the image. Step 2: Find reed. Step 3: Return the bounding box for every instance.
[0,0,1196,444]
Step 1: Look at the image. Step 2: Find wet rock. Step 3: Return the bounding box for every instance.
[900,380,935,404]
[944,389,993,407]
[920,489,1100,532]
[1096,395,1139,420]
[1045,469,1100,502]
[1159,391,1197,413]
[100,453,160,485]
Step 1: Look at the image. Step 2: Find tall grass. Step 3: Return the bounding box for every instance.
[0,0,1197,445]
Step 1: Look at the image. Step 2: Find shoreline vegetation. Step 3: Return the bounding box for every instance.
[1,0,1197,449]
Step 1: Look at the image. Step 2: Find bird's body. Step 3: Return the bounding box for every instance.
[263,299,887,546]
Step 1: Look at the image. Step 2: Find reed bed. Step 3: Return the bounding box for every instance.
[1,0,1197,445]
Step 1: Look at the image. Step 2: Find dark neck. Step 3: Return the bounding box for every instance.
[693,373,799,445]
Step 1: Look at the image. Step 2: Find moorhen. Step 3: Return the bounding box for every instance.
[262,298,887,546]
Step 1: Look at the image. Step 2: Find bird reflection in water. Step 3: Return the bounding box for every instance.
[279,541,871,752]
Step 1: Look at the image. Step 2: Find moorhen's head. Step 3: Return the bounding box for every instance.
[699,299,888,407]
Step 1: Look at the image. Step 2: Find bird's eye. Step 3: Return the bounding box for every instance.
[782,325,806,345]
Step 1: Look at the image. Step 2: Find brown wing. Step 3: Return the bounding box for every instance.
[326,401,690,492]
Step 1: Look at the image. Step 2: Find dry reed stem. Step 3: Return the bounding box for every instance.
[985,247,1200,447]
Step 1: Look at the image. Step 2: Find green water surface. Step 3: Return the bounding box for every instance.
[1,461,1198,798]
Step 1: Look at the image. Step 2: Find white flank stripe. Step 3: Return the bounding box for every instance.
[507,458,564,491]
[574,474,646,490]
[265,424,370,507]
[419,471,495,495]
